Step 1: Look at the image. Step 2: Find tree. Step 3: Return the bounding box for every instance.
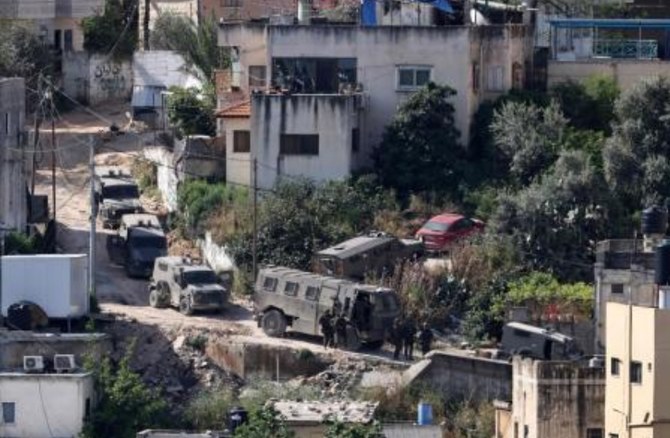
[166,86,216,137]
[490,100,567,185]
[325,420,383,438]
[81,350,170,438]
[81,0,137,59]
[150,13,229,83]
[373,82,463,200]
[603,77,670,208]
[233,406,295,438]
[550,75,619,133]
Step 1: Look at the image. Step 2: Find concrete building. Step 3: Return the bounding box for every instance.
[605,302,670,438]
[0,78,28,232]
[217,23,531,189]
[495,357,605,438]
[594,239,656,353]
[0,0,103,52]
[201,0,295,23]
[0,371,94,438]
[271,400,378,438]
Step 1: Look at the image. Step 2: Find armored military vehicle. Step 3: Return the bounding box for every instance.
[254,266,400,350]
[499,322,582,361]
[94,167,142,228]
[148,256,229,315]
[107,214,167,278]
[313,232,423,281]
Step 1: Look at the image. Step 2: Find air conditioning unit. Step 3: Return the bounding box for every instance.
[23,356,45,373]
[54,354,76,373]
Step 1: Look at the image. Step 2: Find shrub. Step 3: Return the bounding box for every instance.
[360,384,445,424]
[183,389,235,430]
[177,179,249,236]
[185,334,208,352]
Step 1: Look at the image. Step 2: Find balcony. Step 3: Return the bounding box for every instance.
[593,39,658,59]
[596,239,654,270]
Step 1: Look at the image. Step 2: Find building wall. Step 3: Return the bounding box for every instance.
[0,78,27,232]
[0,373,94,438]
[548,60,670,92]
[133,50,202,88]
[512,357,605,438]
[593,265,655,353]
[223,117,251,187]
[405,351,512,402]
[201,0,295,22]
[62,53,133,104]
[219,24,531,157]
[605,303,670,438]
[249,94,360,189]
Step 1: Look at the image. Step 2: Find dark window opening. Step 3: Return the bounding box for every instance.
[284,281,299,297]
[631,361,642,383]
[611,357,621,376]
[222,0,242,6]
[64,29,73,52]
[54,29,62,50]
[611,283,624,295]
[472,62,480,92]
[305,286,320,301]
[249,65,267,88]
[2,402,15,424]
[272,57,357,94]
[587,428,603,438]
[233,130,250,153]
[280,134,319,156]
[85,398,91,419]
[351,128,359,153]
[263,277,278,292]
[513,329,531,338]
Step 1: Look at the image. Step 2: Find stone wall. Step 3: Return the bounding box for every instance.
[548,59,670,92]
[62,53,133,105]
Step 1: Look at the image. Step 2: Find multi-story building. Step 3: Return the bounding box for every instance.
[495,356,605,438]
[605,302,670,438]
[0,78,28,233]
[217,22,532,189]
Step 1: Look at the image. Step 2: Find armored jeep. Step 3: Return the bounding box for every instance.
[313,232,423,281]
[499,322,582,361]
[254,266,400,350]
[94,166,142,228]
[148,256,230,315]
[107,214,168,278]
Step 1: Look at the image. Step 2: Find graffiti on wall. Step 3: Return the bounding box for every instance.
[93,62,128,96]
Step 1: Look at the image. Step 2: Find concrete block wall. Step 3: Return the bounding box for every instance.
[62,53,132,105]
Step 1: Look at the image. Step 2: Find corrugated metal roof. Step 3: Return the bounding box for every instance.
[131,85,166,108]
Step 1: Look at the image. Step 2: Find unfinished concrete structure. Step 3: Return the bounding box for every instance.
[217,23,532,189]
[0,78,28,232]
[495,357,605,438]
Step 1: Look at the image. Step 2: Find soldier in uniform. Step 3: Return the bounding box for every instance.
[403,318,417,360]
[418,322,434,356]
[319,310,334,349]
[389,317,404,360]
[335,313,348,349]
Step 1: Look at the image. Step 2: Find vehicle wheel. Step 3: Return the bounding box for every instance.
[346,326,362,351]
[179,297,193,316]
[149,286,168,308]
[261,309,287,337]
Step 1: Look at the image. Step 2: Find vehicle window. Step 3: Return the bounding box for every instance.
[423,221,450,232]
[376,293,398,311]
[183,270,218,284]
[102,184,139,199]
[284,281,299,297]
[305,286,320,301]
[513,329,531,338]
[158,262,167,271]
[129,235,167,249]
[263,277,278,292]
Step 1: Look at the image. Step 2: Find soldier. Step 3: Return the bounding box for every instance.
[335,313,348,349]
[418,322,434,356]
[319,310,334,349]
[389,317,404,360]
[403,318,417,360]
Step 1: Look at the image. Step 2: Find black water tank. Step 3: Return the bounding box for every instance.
[642,205,668,235]
[228,407,248,432]
[6,301,48,331]
[656,240,670,285]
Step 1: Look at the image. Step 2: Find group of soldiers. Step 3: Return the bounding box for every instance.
[317,308,434,360]
[389,317,434,361]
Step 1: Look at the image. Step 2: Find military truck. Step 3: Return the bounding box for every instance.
[94,166,142,228]
[313,232,423,281]
[499,322,582,361]
[107,214,168,278]
[148,256,230,315]
[254,266,401,350]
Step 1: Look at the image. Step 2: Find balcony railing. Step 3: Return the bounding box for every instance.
[593,39,658,60]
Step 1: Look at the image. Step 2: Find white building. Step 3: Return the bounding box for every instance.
[217,23,531,189]
[0,371,94,438]
[0,78,28,232]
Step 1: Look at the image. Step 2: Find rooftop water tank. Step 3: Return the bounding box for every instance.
[642,205,668,236]
[417,402,433,426]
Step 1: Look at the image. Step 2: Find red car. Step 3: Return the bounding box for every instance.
[415,213,485,252]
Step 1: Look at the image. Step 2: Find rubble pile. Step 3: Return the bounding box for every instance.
[297,358,374,399]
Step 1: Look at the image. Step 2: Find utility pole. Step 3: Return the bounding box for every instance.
[50,88,57,239]
[0,224,9,326]
[89,135,97,299]
[252,157,258,280]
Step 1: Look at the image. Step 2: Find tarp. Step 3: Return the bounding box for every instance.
[416,0,454,14]
[361,0,377,26]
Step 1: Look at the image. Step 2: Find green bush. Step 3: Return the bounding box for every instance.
[177,179,248,236]
[81,0,137,59]
[507,271,593,316]
[4,232,41,254]
[183,389,235,430]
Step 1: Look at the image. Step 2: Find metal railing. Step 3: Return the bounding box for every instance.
[593,39,658,60]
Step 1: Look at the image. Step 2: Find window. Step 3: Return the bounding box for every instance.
[587,428,603,438]
[611,283,624,295]
[305,286,320,301]
[233,130,250,153]
[272,57,357,94]
[2,402,15,424]
[512,62,524,89]
[284,281,299,297]
[513,329,531,338]
[351,128,360,153]
[397,66,432,90]
[631,361,642,383]
[54,29,62,50]
[85,398,91,419]
[262,277,278,292]
[222,0,242,6]
[472,62,480,92]
[249,65,267,88]
[514,422,518,438]
[4,113,8,134]
[487,65,504,91]
[64,29,73,52]
[609,434,619,438]
[611,357,621,376]
[158,261,168,271]
[280,134,319,156]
